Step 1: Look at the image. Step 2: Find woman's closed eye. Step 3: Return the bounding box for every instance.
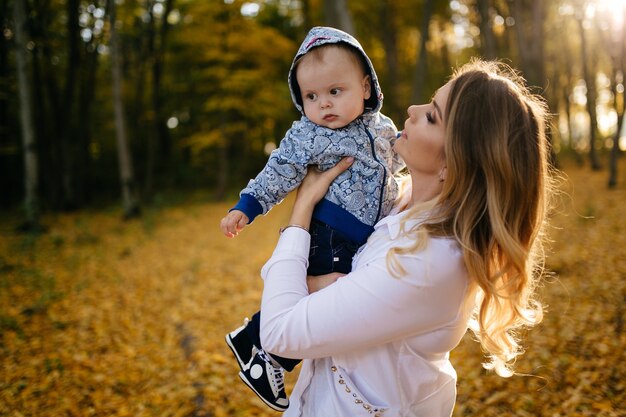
[426,111,435,124]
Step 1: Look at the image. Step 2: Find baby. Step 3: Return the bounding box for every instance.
[221,26,404,412]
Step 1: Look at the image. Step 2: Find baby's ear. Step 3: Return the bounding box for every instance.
[363,75,372,100]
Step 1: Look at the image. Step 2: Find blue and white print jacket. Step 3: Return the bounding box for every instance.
[232,26,404,245]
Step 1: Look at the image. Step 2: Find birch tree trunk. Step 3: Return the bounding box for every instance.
[108,0,140,218]
[13,0,40,229]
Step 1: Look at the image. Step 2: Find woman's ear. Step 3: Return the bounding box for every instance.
[438,166,448,183]
[363,75,372,100]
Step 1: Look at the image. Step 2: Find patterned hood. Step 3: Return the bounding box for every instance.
[288,26,384,116]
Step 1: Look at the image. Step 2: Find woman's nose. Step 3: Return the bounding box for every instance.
[407,105,419,118]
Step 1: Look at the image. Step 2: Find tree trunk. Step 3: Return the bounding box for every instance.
[61,0,81,209]
[411,0,434,103]
[530,0,546,87]
[301,0,311,34]
[577,16,602,170]
[0,0,12,204]
[608,6,625,188]
[380,0,401,120]
[108,0,140,218]
[323,0,354,34]
[214,19,229,200]
[609,112,625,188]
[557,22,583,164]
[143,1,157,200]
[478,0,496,59]
[214,127,229,201]
[509,0,546,89]
[152,0,173,190]
[13,0,40,229]
[142,0,173,200]
[34,3,65,209]
[76,37,99,204]
[510,0,558,166]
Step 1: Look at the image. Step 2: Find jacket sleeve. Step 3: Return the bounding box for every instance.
[233,120,314,222]
[259,227,469,359]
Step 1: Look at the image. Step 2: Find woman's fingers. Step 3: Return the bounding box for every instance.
[289,157,356,229]
[300,157,355,200]
[320,157,354,185]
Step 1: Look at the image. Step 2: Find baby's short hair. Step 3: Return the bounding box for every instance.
[292,42,372,108]
[295,42,369,78]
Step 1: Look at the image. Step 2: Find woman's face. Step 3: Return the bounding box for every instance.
[394,81,451,178]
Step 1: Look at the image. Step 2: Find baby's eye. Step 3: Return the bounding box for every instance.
[330,88,341,96]
[426,111,435,123]
[306,93,317,101]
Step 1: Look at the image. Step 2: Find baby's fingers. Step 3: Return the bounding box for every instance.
[236,215,248,231]
[220,216,238,237]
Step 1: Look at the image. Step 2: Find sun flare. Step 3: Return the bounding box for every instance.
[568,0,626,28]
[594,0,626,25]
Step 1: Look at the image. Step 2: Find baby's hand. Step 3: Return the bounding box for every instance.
[220,210,249,238]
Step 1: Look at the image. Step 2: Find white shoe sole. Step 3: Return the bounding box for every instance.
[225,331,250,370]
[238,370,289,412]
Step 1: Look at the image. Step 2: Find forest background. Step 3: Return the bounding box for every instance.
[1,0,626,416]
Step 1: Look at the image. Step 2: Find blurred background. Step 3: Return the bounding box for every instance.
[2,0,625,223]
[1,1,626,416]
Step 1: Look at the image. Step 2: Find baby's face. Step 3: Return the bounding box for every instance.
[296,48,371,129]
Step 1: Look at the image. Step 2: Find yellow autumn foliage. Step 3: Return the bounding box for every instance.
[0,161,624,416]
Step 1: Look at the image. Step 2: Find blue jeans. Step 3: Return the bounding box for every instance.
[245,219,361,371]
[307,218,360,275]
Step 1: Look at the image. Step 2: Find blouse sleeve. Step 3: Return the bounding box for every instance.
[259,227,469,359]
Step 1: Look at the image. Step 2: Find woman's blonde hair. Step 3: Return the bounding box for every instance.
[389,59,554,377]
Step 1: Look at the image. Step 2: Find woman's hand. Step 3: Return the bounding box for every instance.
[288,157,354,229]
[307,272,345,293]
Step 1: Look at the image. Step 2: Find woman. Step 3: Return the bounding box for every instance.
[259,59,554,416]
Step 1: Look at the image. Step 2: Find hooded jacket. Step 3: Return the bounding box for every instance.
[232,27,404,245]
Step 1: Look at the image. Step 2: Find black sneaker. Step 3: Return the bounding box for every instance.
[225,319,255,370]
[239,349,289,412]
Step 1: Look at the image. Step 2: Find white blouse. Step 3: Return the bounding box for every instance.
[259,210,476,417]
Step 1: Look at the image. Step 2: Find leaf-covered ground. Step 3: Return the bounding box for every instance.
[1,162,624,417]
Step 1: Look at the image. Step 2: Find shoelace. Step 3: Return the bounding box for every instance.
[269,366,285,392]
[258,349,286,394]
